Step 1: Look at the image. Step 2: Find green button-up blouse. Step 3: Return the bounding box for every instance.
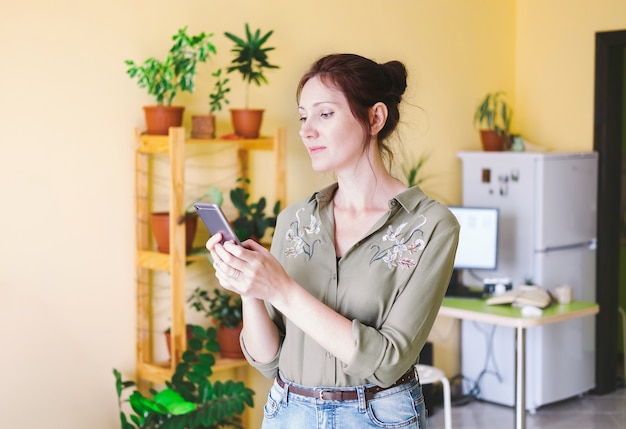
[241,183,460,388]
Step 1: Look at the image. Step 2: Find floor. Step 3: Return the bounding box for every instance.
[426,386,626,429]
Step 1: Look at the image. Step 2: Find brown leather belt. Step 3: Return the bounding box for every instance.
[275,369,416,401]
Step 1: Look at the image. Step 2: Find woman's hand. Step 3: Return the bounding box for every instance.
[206,233,282,363]
[207,233,355,364]
[206,233,289,303]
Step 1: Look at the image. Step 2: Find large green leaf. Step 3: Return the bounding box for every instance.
[153,389,197,415]
[114,324,254,428]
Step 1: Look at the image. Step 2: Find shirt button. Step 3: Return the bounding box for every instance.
[326,352,333,358]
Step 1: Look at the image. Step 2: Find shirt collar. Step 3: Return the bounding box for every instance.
[308,183,425,213]
[392,186,426,213]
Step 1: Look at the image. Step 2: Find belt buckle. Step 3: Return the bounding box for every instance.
[318,389,332,400]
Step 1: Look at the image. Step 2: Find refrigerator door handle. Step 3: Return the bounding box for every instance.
[538,239,597,253]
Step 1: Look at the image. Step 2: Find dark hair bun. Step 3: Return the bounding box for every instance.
[382,61,407,97]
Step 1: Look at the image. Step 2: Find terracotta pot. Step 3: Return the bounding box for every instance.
[191,114,216,139]
[164,325,194,359]
[479,130,506,151]
[143,105,184,135]
[230,108,264,138]
[217,322,244,359]
[150,212,198,254]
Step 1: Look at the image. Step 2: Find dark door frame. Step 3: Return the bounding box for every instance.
[593,29,625,394]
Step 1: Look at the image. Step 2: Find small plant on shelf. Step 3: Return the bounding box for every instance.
[223,23,279,138]
[151,187,223,255]
[198,181,281,242]
[113,325,254,429]
[224,23,279,109]
[230,178,281,242]
[125,26,217,106]
[188,287,242,329]
[188,287,244,359]
[208,68,231,113]
[125,26,218,135]
[191,69,231,139]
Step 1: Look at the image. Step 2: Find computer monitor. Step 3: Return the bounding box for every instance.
[446,206,499,297]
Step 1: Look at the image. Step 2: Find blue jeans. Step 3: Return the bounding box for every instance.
[261,373,427,429]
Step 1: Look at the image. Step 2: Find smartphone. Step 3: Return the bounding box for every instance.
[193,202,240,244]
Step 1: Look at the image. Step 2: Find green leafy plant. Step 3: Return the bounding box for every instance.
[125,26,217,106]
[191,181,280,242]
[188,288,242,329]
[401,152,431,188]
[230,178,281,242]
[161,187,223,231]
[114,325,254,429]
[474,91,513,136]
[224,23,279,108]
[185,187,224,216]
[208,69,231,113]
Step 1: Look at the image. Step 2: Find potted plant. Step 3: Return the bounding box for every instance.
[151,187,223,254]
[229,178,281,242]
[114,325,254,429]
[150,212,198,254]
[401,151,431,188]
[224,23,279,138]
[191,68,231,139]
[199,181,281,242]
[474,91,513,151]
[188,288,244,359]
[125,26,217,135]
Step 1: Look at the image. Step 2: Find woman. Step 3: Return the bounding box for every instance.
[208,53,459,429]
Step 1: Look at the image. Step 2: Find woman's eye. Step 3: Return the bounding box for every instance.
[298,116,307,123]
[320,111,333,119]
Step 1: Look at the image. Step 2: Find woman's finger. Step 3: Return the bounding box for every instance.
[206,232,223,251]
[215,242,249,271]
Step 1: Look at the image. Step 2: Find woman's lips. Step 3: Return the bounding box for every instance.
[308,146,325,155]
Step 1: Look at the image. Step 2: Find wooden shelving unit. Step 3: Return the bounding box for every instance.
[134,127,286,392]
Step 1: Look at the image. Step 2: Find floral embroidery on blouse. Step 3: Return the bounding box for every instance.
[370,214,428,269]
[283,208,322,260]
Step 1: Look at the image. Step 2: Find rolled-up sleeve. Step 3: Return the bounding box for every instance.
[344,219,459,386]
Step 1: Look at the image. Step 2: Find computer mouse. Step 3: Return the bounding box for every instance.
[521,305,543,317]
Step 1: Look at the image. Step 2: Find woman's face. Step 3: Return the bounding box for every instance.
[298,76,368,173]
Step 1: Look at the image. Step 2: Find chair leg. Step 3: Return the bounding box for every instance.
[617,306,626,381]
[440,376,452,429]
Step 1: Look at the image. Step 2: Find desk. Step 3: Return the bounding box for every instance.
[439,298,599,429]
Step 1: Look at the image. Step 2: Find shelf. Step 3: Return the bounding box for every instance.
[137,248,210,272]
[137,133,277,154]
[133,127,286,429]
[136,357,248,386]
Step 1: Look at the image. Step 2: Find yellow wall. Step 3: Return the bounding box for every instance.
[514,1,626,150]
[0,1,624,428]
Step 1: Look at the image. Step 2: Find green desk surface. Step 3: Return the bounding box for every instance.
[439,297,599,328]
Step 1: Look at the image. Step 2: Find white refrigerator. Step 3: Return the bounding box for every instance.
[457,151,597,411]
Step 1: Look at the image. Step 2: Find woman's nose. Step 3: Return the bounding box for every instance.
[299,119,316,139]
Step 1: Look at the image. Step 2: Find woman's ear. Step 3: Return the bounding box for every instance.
[369,102,388,135]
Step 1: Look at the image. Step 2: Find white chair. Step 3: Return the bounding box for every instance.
[416,364,452,429]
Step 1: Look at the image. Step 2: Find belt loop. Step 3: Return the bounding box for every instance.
[278,372,290,404]
[356,385,367,412]
[283,383,290,404]
[413,365,421,386]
